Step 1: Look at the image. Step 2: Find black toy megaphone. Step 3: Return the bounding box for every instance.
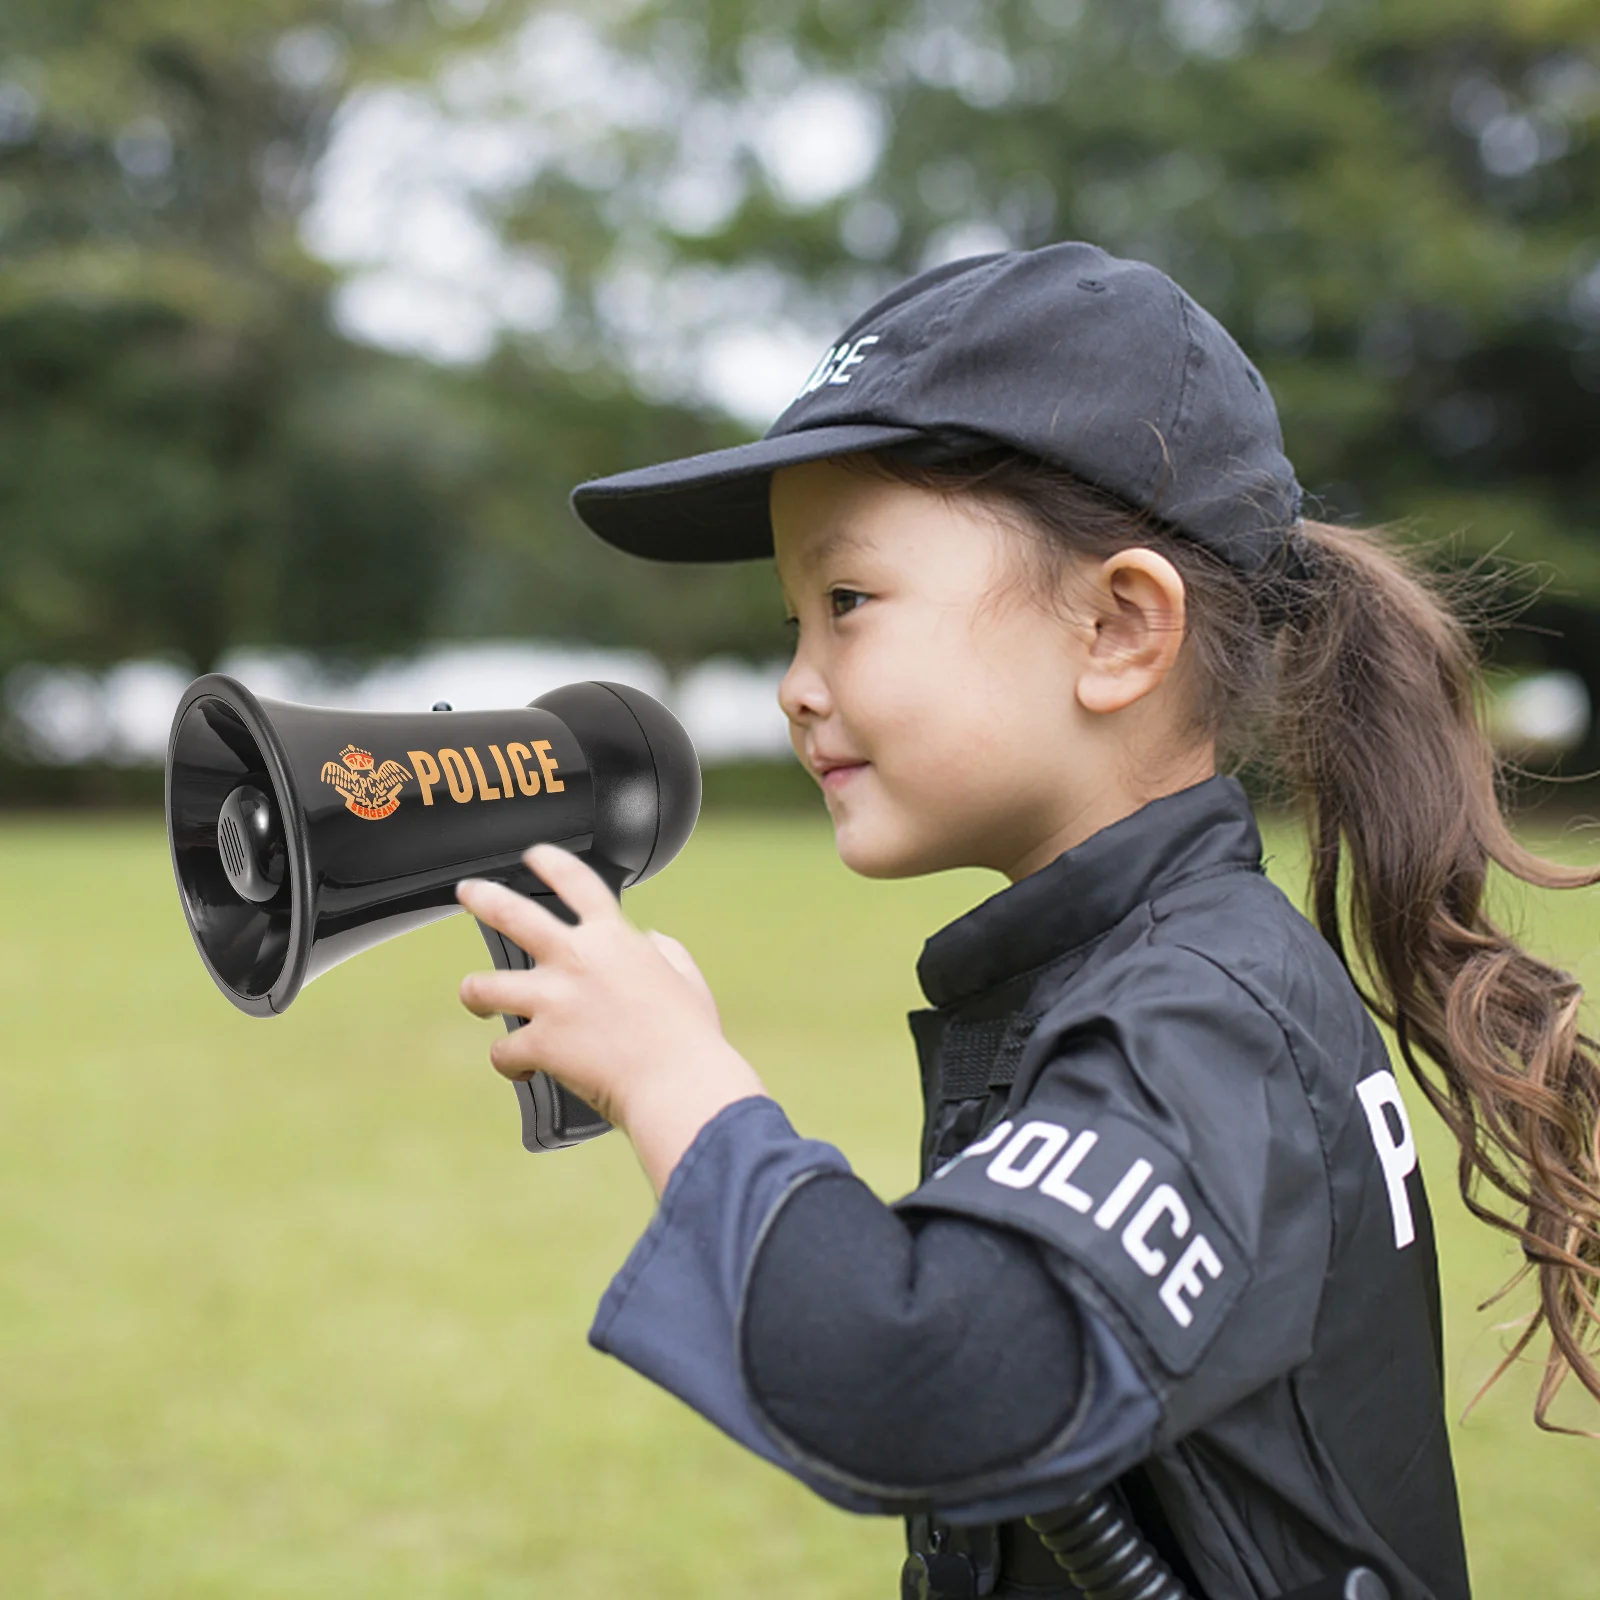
[165,674,700,1152]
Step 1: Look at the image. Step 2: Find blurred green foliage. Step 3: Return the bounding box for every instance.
[0,0,780,676]
[561,0,1600,741]
[7,0,1600,739]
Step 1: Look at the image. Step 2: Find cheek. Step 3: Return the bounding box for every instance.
[882,622,1076,792]
[859,668,1003,818]
[838,624,955,734]
[967,608,1081,730]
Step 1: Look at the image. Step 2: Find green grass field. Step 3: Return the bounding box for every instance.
[3,808,1599,1597]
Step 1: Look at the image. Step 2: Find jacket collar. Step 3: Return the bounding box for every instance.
[915,773,1264,1009]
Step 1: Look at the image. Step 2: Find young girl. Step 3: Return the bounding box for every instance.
[453,243,1600,1600]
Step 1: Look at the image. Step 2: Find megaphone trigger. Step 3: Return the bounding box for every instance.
[473,900,613,1151]
[165,674,701,1154]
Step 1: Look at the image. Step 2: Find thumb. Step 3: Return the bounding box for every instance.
[647,930,721,1026]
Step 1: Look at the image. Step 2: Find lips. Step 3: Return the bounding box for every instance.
[811,754,869,791]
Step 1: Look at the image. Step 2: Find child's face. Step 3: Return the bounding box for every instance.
[773,458,1118,882]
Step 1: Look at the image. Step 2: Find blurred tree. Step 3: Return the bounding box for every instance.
[0,0,774,681]
[423,0,1600,753]
[0,0,444,672]
[10,0,1600,753]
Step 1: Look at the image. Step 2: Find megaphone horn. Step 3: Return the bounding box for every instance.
[165,674,701,1152]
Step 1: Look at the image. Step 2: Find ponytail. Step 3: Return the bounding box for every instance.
[865,443,1600,1428]
[1277,519,1600,1429]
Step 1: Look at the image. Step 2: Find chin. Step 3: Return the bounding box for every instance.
[832,818,954,881]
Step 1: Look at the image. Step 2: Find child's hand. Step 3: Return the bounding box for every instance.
[455,844,767,1194]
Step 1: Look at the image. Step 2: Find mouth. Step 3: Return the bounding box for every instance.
[814,759,869,792]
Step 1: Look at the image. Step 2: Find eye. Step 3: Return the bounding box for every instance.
[829,587,869,618]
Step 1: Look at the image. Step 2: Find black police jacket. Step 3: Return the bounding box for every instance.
[590,775,1471,1600]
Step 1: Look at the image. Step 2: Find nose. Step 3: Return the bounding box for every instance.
[778,646,830,727]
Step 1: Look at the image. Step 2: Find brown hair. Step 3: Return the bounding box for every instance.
[869,444,1600,1430]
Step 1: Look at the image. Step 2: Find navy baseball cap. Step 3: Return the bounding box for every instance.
[570,241,1304,578]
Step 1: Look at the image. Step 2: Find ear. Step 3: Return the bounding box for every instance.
[1074,548,1188,716]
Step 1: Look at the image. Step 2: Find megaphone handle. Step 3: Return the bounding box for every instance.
[475,907,613,1153]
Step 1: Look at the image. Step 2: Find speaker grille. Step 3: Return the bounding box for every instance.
[219,812,247,882]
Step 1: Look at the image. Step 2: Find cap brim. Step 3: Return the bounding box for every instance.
[569,422,927,562]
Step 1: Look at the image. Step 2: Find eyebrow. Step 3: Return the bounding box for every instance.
[791,522,871,576]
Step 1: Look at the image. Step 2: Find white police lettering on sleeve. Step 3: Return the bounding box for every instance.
[901,1110,1249,1375]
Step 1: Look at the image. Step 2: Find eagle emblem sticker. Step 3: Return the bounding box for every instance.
[320,745,413,821]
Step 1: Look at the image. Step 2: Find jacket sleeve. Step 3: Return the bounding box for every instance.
[589,1095,1160,1518]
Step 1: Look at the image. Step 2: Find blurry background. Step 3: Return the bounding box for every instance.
[7,0,1600,785]
[5,0,1600,1595]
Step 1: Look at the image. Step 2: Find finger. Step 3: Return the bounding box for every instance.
[523,843,622,923]
[487,1030,544,1082]
[455,877,571,960]
[458,968,543,1020]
